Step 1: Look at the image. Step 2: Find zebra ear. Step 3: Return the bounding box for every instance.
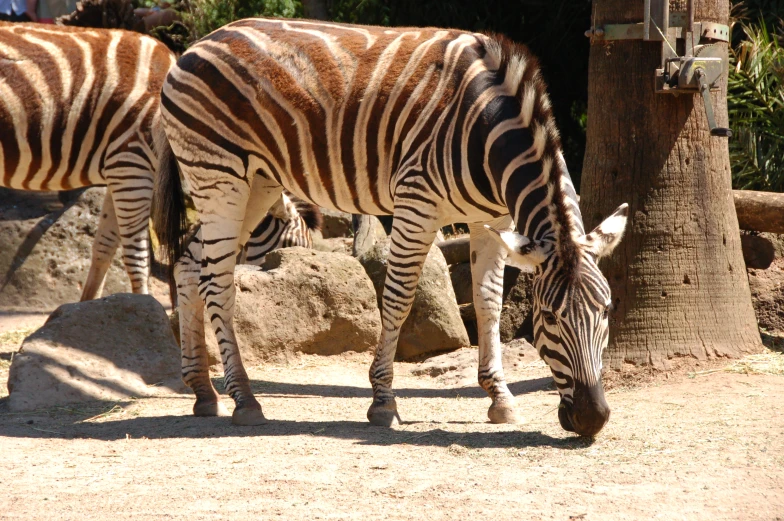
[484,226,550,271]
[580,203,629,258]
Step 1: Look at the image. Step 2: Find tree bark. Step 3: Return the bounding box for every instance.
[734,190,784,233]
[580,0,761,369]
[302,0,329,20]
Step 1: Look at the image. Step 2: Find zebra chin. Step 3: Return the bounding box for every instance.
[558,381,610,437]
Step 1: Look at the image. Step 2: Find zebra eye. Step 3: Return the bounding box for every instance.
[542,310,558,326]
[602,306,610,319]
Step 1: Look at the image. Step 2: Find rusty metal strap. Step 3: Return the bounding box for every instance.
[586,21,729,42]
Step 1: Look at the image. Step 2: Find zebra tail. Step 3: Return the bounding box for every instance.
[293,200,323,232]
[151,124,187,286]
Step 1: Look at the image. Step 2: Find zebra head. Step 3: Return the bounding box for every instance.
[486,203,629,436]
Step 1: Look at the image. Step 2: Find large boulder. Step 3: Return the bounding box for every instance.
[6,294,181,412]
[358,238,469,360]
[205,248,382,363]
[0,187,129,312]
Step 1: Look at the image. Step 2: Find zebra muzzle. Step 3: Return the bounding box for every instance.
[559,381,611,437]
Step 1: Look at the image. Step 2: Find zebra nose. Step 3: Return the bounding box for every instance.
[569,381,610,437]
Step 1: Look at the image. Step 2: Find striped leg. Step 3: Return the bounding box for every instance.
[469,216,520,424]
[195,174,283,426]
[106,169,153,296]
[80,191,121,301]
[367,211,439,426]
[175,229,229,417]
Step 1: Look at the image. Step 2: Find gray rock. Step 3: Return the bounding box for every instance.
[0,187,129,312]
[6,294,181,412]
[319,208,353,238]
[358,238,469,360]
[206,248,381,363]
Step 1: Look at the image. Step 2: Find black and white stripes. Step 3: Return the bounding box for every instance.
[153,18,628,435]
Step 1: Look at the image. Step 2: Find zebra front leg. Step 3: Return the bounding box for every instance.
[175,227,228,417]
[81,191,121,301]
[469,217,520,424]
[108,174,152,295]
[367,214,439,426]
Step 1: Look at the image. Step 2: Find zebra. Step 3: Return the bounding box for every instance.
[0,22,175,300]
[153,18,629,436]
[173,191,322,417]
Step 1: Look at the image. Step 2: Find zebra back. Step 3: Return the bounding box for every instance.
[0,22,175,190]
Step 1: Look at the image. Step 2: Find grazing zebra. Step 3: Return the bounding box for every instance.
[174,192,321,417]
[0,22,174,300]
[153,18,628,436]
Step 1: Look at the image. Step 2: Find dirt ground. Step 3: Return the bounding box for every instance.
[0,315,783,521]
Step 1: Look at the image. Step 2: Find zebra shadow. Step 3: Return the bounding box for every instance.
[0,406,591,450]
[234,376,555,400]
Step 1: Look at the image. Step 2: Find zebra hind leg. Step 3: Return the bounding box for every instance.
[197,176,283,426]
[81,191,121,301]
[468,216,521,424]
[107,171,152,295]
[367,211,439,426]
[175,226,229,417]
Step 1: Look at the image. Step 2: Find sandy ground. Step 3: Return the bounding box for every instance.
[0,325,783,521]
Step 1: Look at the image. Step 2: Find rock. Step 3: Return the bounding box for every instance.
[0,187,130,312]
[748,257,784,334]
[311,233,353,255]
[500,268,535,342]
[741,233,775,270]
[450,262,473,305]
[759,233,784,259]
[436,235,471,265]
[319,208,353,238]
[358,238,469,360]
[6,294,181,412]
[205,248,381,363]
[351,214,387,257]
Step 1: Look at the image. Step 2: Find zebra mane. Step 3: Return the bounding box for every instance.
[483,33,584,276]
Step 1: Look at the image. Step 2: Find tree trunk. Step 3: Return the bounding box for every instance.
[580,0,761,369]
[302,0,329,20]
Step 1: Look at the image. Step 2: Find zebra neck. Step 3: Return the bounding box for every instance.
[492,142,584,246]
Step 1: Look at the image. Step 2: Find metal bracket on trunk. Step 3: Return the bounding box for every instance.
[585,0,732,137]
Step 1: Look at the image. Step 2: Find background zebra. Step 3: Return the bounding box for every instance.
[153,18,628,436]
[0,22,174,300]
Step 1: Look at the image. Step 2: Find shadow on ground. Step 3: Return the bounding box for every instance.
[0,376,578,448]
[237,376,554,399]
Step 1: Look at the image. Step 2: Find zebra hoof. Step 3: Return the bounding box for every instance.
[231,406,267,426]
[367,399,400,427]
[488,402,521,424]
[193,399,230,417]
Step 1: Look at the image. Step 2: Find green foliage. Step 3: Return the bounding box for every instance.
[728,20,784,191]
[181,0,302,43]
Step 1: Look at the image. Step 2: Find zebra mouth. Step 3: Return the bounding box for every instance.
[558,400,576,432]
